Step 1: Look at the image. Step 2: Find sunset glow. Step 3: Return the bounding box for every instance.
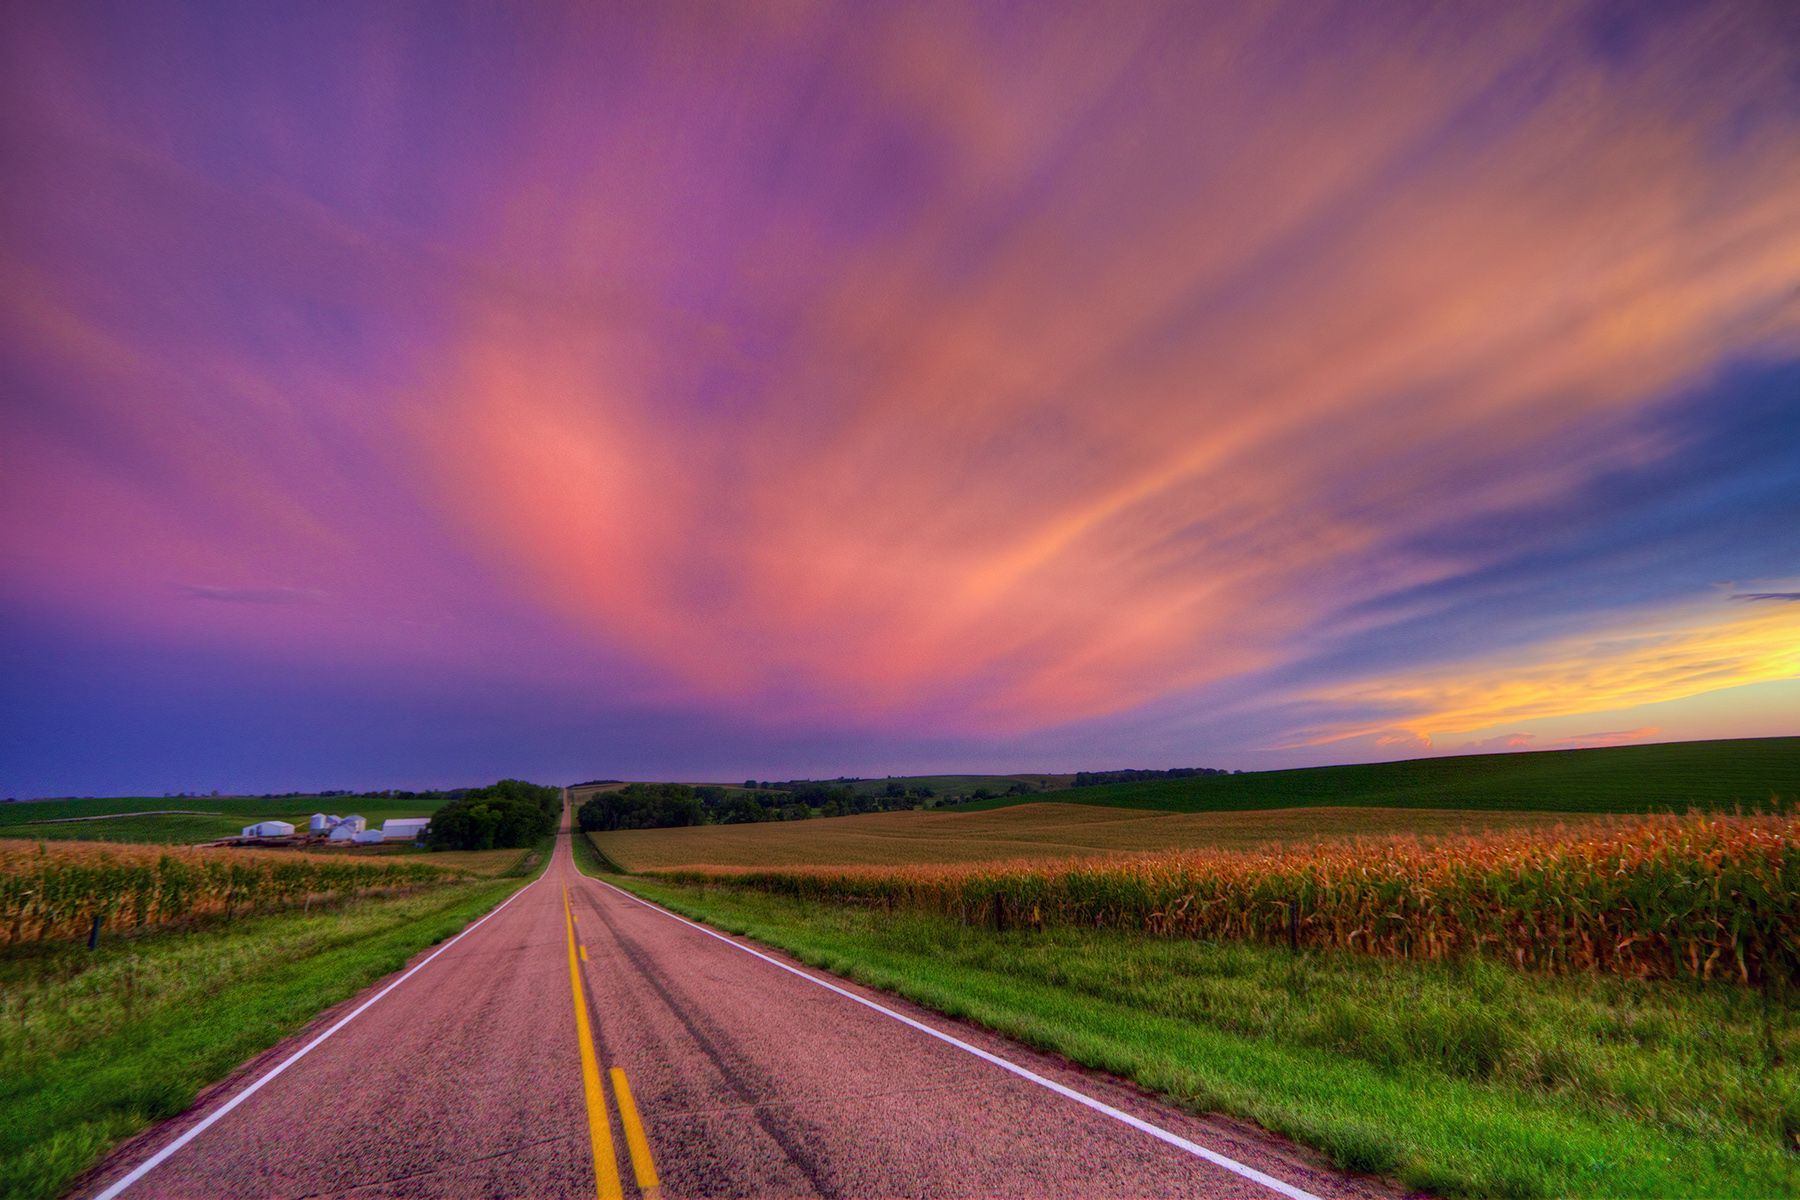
[2,1,1796,793]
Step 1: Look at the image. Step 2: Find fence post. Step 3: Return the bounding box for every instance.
[88,914,102,951]
[993,891,1006,933]
[1288,901,1299,951]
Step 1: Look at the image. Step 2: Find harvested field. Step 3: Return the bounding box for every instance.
[593,801,1601,871]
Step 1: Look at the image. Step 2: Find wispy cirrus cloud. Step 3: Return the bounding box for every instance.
[420,0,1800,733]
[1,1,1797,791]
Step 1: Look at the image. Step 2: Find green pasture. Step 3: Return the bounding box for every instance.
[961,737,1799,814]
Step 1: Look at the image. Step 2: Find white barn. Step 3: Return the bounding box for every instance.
[380,817,431,842]
[352,829,386,845]
[241,820,296,838]
[308,813,330,832]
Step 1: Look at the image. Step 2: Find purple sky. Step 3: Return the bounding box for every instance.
[3,1,1797,796]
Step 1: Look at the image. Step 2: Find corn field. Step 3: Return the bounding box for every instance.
[651,813,1798,985]
[1,841,461,944]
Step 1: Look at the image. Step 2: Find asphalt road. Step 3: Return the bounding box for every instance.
[83,807,1395,1200]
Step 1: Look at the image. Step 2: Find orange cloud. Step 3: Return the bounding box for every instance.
[1294,600,1800,747]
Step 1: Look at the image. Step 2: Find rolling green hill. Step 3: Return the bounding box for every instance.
[836,774,1073,797]
[0,795,451,844]
[960,737,1799,814]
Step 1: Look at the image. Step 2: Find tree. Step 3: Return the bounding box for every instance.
[425,779,560,851]
[718,794,770,824]
[578,784,704,832]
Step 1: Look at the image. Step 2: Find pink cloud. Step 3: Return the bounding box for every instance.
[1453,727,1664,755]
[1460,733,1541,753]
[1544,727,1664,751]
[3,2,1797,738]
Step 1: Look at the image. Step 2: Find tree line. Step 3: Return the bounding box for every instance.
[424,779,562,850]
[574,769,1245,833]
[1071,767,1233,787]
[577,781,941,832]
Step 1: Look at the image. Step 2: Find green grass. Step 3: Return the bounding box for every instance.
[0,812,265,845]
[591,874,1799,1199]
[961,737,1800,814]
[499,834,556,877]
[0,795,449,846]
[571,823,623,875]
[0,871,534,1200]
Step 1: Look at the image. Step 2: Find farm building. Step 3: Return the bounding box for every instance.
[326,816,368,841]
[352,829,386,845]
[380,817,431,842]
[308,813,330,832]
[241,820,296,838]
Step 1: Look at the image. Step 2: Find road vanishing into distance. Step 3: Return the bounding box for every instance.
[85,801,1390,1200]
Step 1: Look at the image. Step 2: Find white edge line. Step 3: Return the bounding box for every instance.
[91,873,542,1200]
[588,875,1327,1200]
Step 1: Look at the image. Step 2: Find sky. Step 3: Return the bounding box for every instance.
[2,0,1797,797]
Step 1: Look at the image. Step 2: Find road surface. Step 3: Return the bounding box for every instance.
[83,806,1395,1199]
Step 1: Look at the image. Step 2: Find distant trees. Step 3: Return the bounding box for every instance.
[577,777,989,831]
[786,782,855,813]
[251,786,474,802]
[1072,767,1227,788]
[426,779,561,850]
[698,787,824,823]
[717,793,772,824]
[579,784,705,832]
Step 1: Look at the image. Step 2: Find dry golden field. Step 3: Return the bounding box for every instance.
[400,847,537,875]
[646,812,1799,985]
[0,840,462,944]
[591,801,1601,871]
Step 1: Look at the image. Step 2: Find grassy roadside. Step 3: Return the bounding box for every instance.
[1,853,542,1200]
[493,833,556,877]
[579,851,1798,1199]
[571,824,623,875]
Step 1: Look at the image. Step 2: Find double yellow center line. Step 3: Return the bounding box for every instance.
[563,885,660,1200]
